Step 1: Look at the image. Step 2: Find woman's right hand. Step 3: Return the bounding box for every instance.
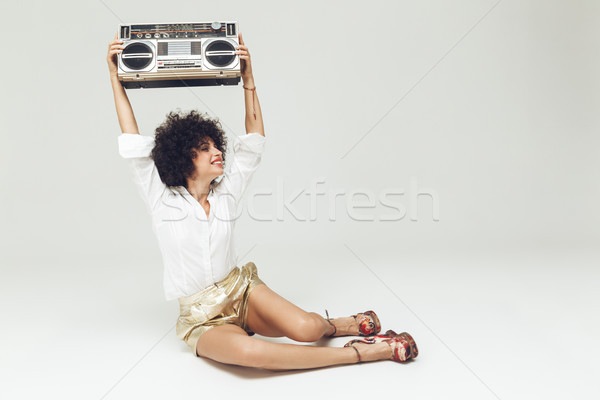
[107,33,124,78]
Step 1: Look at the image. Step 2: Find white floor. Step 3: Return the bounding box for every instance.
[2,244,599,399]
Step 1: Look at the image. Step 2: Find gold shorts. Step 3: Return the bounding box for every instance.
[176,262,265,356]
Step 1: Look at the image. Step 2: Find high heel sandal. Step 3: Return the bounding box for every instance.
[344,330,419,362]
[325,309,382,337]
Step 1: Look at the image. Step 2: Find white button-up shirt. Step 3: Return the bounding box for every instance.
[118,132,266,301]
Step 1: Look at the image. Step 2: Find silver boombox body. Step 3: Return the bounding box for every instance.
[117,22,241,89]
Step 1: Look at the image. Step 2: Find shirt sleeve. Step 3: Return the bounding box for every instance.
[117,133,167,212]
[213,132,266,206]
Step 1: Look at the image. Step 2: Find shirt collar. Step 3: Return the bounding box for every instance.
[173,185,215,201]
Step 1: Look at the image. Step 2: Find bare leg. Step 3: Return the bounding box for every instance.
[195,285,392,370]
[196,324,391,371]
[245,284,360,340]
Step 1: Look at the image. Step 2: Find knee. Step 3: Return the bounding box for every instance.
[289,313,325,342]
[235,340,271,369]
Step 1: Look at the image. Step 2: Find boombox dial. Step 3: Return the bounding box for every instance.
[120,41,155,71]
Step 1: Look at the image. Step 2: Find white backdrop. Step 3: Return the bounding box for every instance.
[2,0,599,264]
[1,1,599,399]
[1,1,598,262]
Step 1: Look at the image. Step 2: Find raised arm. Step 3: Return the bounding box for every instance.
[236,33,264,137]
[107,34,140,134]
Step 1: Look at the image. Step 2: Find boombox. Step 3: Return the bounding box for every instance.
[117,22,241,89]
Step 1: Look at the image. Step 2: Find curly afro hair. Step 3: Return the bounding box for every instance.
[150,109,228,189]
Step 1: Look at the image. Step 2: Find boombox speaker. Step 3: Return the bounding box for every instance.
[117,22,241,89]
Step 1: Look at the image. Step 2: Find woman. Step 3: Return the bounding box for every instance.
[107,32,418,370]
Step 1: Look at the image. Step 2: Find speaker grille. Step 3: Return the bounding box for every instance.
[122,42,154,70]
[205,40,235,67]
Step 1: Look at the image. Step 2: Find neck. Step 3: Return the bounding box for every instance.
[186,178,212,204]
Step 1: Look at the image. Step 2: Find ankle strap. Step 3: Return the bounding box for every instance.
[350,345,361,363]
[325,309,336,337]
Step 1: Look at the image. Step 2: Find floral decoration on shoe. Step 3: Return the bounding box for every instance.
[344,330,419,363]
[354,310,381,336]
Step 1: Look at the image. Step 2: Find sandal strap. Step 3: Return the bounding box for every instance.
[350,345,361,363]
[324,309,336,337]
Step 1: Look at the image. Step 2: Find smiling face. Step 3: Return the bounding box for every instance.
[191,137,224,182]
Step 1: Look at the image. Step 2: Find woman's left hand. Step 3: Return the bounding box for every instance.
[236,33,254,84]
